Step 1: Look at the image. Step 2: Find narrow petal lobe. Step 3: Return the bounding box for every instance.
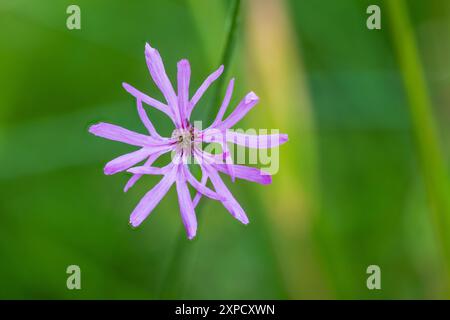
[136,99,162,138]
[124,150,167,192]
[211,78,234,127]
[188,65,224,118]
[129,166,177,227]
[177,59,191,127]
[89,122,156,147]
[212,163,272,185]
[122,82,172,119]
[204,164,249,224]
[145,43,180,125]
[176,169,197,239]
[104,148,150,175]
[215,92,259,130]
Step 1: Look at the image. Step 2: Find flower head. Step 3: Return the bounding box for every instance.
[89,43,288,239]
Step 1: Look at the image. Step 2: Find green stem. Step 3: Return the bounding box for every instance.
[386,0,450,290]
[207,0,241,124]
[158,0,241,299]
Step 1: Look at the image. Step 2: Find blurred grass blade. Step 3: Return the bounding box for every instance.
[245,0,324,298]
[386,0,450,288]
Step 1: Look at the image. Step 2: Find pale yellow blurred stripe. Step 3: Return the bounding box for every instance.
[245,0,328,297]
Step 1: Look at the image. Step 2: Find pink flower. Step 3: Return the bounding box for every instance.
[89,43,288,239]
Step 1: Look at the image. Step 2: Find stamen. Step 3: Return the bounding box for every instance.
[172,126,198,156]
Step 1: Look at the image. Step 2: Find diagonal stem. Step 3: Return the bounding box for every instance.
[158,0,241,299]
[207,0,241,124]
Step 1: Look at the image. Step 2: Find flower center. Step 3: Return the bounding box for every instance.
[172,126,197,155]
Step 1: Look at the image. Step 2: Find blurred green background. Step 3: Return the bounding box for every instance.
[1,0,450,299]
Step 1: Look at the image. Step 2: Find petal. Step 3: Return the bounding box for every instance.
[193,149,224,166]
[104,148,151,175]
[89,122,156,147]
[176,171,197,239]
[192,170,208,209]
[127,161,174,175]
[145,43,180,125]
[220,140,235,182]
[182,165,224,201]
[129,166,177,227]
[136,99,162,138]
[215,92,259,130]
[124,149,167,192]
[199,149,272,184]
[204,164,249,224]
[206,131,289,149]
[177,59,191,127]
[212,163,272,185]
[211,78,234,127]
[124,174,142,192]
[187,65,224,118]
[122,82,173,120]
[197,149,271,184]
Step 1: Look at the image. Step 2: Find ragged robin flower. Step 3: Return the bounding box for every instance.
[89,43,288,239]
